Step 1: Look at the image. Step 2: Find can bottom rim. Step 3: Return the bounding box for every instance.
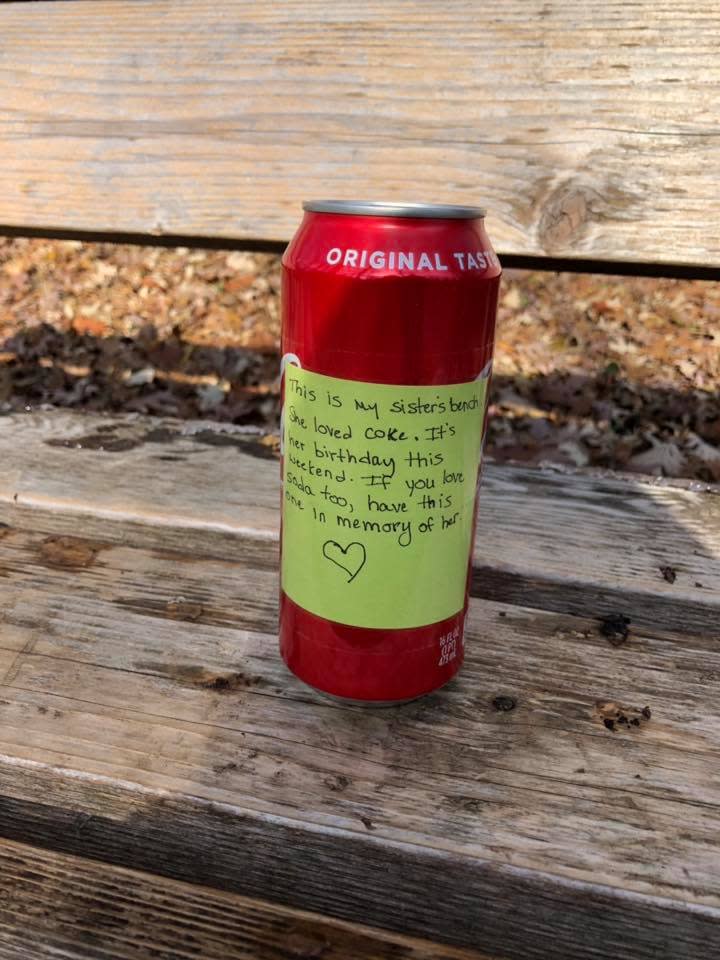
[300,676,456,708]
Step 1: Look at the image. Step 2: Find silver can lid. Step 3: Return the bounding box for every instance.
[302,199,485,220]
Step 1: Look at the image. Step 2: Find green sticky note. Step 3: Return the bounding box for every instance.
[281,368,487,629]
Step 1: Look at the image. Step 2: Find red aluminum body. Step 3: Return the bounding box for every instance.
[280,203,501,703]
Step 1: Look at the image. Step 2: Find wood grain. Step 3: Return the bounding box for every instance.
[1,497,720,954]
[0,837,497,960]
[1,411,718,637]
[1,1,719,269]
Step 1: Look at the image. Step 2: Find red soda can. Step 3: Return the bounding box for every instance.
[279,200,501,704]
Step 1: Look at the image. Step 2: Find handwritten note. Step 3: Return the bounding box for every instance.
[281,367,487,629]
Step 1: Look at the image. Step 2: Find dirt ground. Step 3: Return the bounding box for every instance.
[1,237,718,481]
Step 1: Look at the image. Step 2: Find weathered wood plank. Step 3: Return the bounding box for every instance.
[1,1,720,270]
[0,838,495,960]
[4,758,715,960]
[1,509,720,955]
[1,411,718,636]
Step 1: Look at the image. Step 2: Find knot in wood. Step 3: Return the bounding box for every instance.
[538,182,590,252]
[492,695,517,712]
[39,535,101,568]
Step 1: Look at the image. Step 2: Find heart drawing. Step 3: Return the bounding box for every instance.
[322,540,367,583]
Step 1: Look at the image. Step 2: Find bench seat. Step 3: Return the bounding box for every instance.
[0,410,718,958]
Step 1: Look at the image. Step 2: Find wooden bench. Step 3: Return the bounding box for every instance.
[1,3,719,958]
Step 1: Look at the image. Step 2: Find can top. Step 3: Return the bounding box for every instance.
[302,199,486,220]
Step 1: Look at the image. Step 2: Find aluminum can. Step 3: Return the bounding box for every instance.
[280,200,501,704]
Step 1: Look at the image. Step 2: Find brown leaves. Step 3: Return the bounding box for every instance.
[1,240,718,482]
[0,237,281,425]
[489,269,720,480]
[0,238,280,353]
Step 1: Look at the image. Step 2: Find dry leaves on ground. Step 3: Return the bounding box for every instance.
[1,238,718,482]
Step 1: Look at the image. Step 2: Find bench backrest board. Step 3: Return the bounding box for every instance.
[1,1,719,277]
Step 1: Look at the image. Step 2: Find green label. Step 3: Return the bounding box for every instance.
[281,366,487,629]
